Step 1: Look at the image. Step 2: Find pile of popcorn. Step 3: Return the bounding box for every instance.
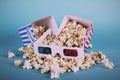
[8,46,114,79]
[41,21,86,47]
[32,25,47,39]
[8,20,114,79]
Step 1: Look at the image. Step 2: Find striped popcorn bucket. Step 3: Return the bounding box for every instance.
[18,16,58,47]
[18,24,36,47]
[56,15,94,49]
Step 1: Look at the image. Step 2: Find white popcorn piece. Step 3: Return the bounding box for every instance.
[104,61,114,69]
[23,60,32,70]
[88,44,92,48]
[80,65,86,70]
[14,60,22,67]
[41,66,50,73]
[23,54,27,58]
[98,51,107,60]
[82,61,91,69]
[34,64,41,69]
[18,47,24,52]
[59,67,66,74]
[50,61,60,79]
[72,66,79,72]
[8,51,15,58]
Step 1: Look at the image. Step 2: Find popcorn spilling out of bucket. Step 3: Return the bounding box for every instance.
[18,16,58,47]
[8,15,114,79]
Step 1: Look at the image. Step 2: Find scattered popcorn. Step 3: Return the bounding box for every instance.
[23,60,33,70]
[18,46,36,59]
[14,60,22,67]
[8,16,114,79]
[8,51,15,58]
[104,61,114,69]
[16,46,114,78]
[50,59,60,79]
[18,47,24,52]
[33,64,41,70]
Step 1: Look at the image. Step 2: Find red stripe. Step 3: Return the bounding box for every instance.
[91,26,94,33]
[90,31,92,37]
[86,38,90,44]
[88,36,91,41]
[84,45,87,49]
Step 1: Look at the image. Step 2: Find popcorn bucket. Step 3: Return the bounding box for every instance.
[57,15,94,49]
[18,16,58,47]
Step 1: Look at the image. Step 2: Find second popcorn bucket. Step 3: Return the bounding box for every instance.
[18,15,94,59]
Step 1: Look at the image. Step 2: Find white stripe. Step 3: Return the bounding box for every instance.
[29,27,33,31]
[86,38,90,44]
[90,30,93,36]
[22,38,30,42]
[31,32,36,41]
[87,33,91,39]
[84,43,89,48]
[28,27,36,42]
[19,29,27,34]
[21,34,28,38]
[24,43,33,46]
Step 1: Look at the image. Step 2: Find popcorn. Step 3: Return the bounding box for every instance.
[50,60,60,79]
[13,15,115,79]
[18,47,24,52]
[41,34,55,45]
[19,46,36,59]
[14,60,22,67]
[104,61,114,69]
[8,51,15,58]
[33,25,47,39]
[71,66,79,72]
[23,60,33,70]
[41,62,50,73]
[16,48,114,79]
[41,21,86,47]
[88,44,92,48]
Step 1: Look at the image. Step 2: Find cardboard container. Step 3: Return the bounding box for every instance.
[56,15,94,49]
[18,16,58,47]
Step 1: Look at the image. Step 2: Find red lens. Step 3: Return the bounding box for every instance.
[63,49,78,57]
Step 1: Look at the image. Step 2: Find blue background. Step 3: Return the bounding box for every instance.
[0,0,120,80]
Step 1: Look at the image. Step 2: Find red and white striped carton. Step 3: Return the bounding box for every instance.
[56,15,94,49]
[18,16,58,47]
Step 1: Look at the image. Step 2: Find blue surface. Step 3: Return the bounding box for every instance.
[0,0,120,80]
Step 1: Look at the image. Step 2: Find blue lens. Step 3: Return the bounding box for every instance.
[38,46,51,54]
